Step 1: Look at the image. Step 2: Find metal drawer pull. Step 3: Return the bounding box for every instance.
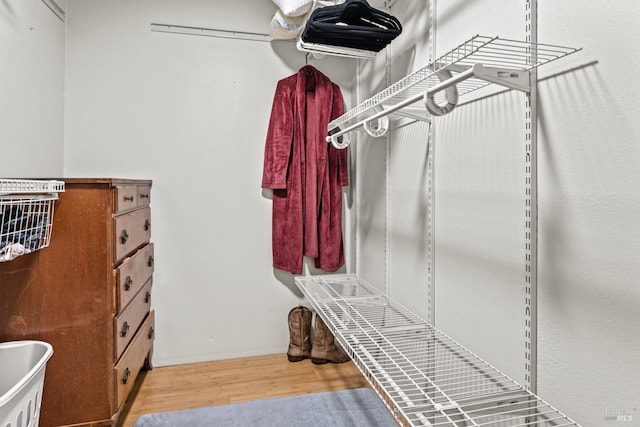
[120,229,129,244]
[122,367,130,384]
[120,321,130,337]
[147,255,154,267]
[148,326,155,339]
[124,276,132,291]
[139,193,149,199]
[123,196,134,202]
[144,219,151,231]
[145,291,151,304]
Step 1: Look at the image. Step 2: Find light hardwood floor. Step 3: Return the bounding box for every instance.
[117,354,370,427]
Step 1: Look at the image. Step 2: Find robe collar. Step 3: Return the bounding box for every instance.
[293,65,333,208]
[294,65,332,148]
[295,65,333,154]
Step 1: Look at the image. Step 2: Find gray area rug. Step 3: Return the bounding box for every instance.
[133,387,396,427]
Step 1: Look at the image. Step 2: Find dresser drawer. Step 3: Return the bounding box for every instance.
[115,184,151,213]
[137,185,151,207]
[115,186,138,213]
[114,207,151,264]
[115,278,152,360]
[115,310,155,409]
[115,243,154,312]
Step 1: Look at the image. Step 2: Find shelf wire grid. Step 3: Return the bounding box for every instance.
[295,274,581,427]
[0,179,65,262]
[0,179,65,195]
[328,35,581,133]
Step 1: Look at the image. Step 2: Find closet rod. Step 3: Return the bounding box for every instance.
[297,39,378,60]
[327,89,433,146]
[326,35,581,148]
[326,63,512,146]
[150,23,272,42]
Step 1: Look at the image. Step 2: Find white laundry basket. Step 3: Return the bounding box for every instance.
[0,341,53,427]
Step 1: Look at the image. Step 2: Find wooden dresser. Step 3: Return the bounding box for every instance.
[0,178,155,426]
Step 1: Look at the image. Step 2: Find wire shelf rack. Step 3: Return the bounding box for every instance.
[0,179,65,262]
[327,35,581,146]
[0,179,65,195]
[295,274,581,427]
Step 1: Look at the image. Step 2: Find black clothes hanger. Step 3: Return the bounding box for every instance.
[301,0,402,52]
[301,55,316,91]
[305,53,313,76]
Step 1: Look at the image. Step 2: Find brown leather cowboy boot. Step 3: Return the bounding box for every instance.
[311,315,350,364]
[287,306,312,362]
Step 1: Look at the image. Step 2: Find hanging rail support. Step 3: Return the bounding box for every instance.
[327,62,532,148]
[472,64,531,92]
[326,91,425,147]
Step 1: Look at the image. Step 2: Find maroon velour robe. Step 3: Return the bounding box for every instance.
[262,65,349,274]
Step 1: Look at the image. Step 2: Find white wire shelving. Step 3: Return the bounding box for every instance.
[0,179,65,195]
[295,274,581,427]
[0,179,65,262]
[327,35,581,147]
[297,38,379,59]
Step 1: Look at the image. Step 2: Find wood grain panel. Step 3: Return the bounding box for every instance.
[115,186,137,213]
[114,279,152,360]
[114,208,151,264]
[136,186,151,208]
[116,354,369,427]
[115,311,155,410]
[115,243,154,313]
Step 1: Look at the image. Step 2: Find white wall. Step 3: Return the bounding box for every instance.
[537,1,640,424]
[63,0,355,366]
[356,0,640,425]
[357,0,529,384]
[355,2,433,316]
[0,0,65,177]
[433,0,529,385]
